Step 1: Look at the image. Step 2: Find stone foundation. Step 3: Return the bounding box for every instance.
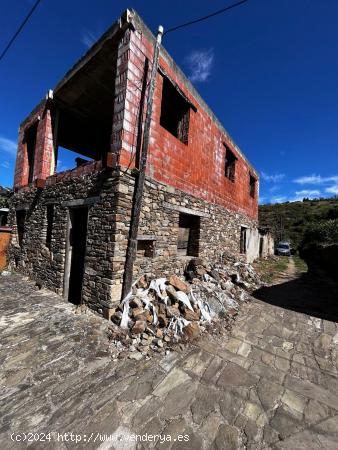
[8,169,257,314]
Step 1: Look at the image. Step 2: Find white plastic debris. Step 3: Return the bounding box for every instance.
[190,290,211,322]
[176,291,194,311]
[141,295,159,326]
[168,316,190,335]
[120,291,132,329]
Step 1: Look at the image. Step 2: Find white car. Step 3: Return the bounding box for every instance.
[276,241,291,256]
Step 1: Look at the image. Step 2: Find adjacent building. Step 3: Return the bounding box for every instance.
[8,10,271,315]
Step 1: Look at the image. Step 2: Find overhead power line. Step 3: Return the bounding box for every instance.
[0,0,42,62]
[164,0,249,35]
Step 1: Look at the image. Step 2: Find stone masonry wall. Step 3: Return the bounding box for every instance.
[110,171,257,292]
[8,168,122,313]
[8,168,257,312]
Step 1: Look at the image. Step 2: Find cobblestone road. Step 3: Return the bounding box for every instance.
[0,267,338,449]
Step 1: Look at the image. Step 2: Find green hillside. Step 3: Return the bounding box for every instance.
[259,197,338,250]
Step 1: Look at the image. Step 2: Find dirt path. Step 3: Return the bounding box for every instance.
[273,257,297,285]
[1,271,338,449]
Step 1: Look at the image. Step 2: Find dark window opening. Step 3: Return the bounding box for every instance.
[249,174,257,198]
[0,210,8,226]
[224,146,237,182]
[16,210,26,248]
[137,239,155,258]
[160,77,190,144]
[240,227,247,254]
[46,205,54,249]
[177,213,200,256]
[24,123,38,183]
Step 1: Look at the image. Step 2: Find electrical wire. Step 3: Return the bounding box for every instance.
[0,0,42,62]
[164,0,249,35]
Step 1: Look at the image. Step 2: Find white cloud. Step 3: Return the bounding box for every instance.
[261,171,285,183]
[293,174,338,185]
[270,196,287,204]
[185,49,214,83]
[326,185,338,195]
[1,161,10,169]
[269,185,281,193]
[0,136,17,156]
[81,29,101,48]
[295,189,320,197]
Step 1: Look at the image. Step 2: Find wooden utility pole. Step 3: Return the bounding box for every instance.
[122,25,164,299]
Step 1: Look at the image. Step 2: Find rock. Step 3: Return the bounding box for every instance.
[153,338,164,348]
[156,329,163,339]
[209,269,221,282]
[227,308,238,318]
[166,305,180,318]
[158,314,168,328]
[132,320,147,334]
[168,275,190,293]
[196,267,206,277]
[136,275,148,289]
[183,309,200,321]
[166,285,179,302]
[129,352,143,361]
[130,297,143,309]
[131,307,145,318]
[183,322,200,339]
[144,310,153,323]
[111,311,123,324]
[282,341,294,352]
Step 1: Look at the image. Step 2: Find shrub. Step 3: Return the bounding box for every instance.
[301,219,338,248]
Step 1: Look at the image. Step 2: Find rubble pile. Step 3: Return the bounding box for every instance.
[108,258,261,360]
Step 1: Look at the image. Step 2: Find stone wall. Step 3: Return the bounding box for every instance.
[100,170,257,293]
[8,168,121,313]
[8,168,257,313]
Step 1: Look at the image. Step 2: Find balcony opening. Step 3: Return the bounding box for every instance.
[177,213,200,256]
[160,76,190,144]
[224,145,237,182]
[54,109,111,173]
[52,36,119,174]
[24,122,38,183]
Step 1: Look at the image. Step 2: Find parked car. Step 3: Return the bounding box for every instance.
[276,241,291,256]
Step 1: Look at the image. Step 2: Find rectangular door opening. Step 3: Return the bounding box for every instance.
[259,237,264,257]
[66,207,88,305]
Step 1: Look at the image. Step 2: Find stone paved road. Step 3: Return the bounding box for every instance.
[0,266,338,450]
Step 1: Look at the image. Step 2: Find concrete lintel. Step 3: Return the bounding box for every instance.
[163,202,210,218]
[62,196,100,207]
[15,204,30,211]
[137,234,157,241]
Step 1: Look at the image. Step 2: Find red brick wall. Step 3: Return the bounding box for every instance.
[13,26,258,221]
[14,101,54,189]
[117,29,258,220]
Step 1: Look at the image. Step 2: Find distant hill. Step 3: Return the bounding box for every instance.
[259,197,338,250]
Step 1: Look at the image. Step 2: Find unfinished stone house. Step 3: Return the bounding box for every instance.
[8,9,271,314]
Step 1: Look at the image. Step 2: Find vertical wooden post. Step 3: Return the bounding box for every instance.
[122,25,164,299]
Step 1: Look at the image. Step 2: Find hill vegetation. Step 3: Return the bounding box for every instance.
[259,197,338,250]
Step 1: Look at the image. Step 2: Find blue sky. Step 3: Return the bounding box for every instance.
[1,0,338,204]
